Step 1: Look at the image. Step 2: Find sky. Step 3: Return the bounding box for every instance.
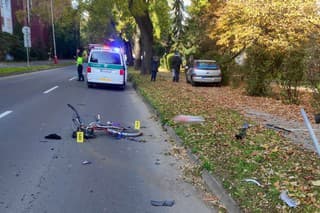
[184,0,191,6]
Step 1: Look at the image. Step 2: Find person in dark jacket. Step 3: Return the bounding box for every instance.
[169,51,182,82]
[151,55,160,81]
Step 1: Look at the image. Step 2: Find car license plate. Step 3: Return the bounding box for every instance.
[101,69,112,73]
[100,77,111,82]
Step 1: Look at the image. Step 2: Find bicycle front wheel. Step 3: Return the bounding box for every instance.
[107,127,142,137]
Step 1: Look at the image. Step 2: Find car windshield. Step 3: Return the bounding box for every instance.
[195,61,219,70]
[90,51,121,64]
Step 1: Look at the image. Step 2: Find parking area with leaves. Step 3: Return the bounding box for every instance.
[130,70,320,212]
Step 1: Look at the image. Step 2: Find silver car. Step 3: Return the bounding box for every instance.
[185,59,222,86]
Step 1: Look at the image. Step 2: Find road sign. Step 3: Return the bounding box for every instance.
[24,33,31,48]
[22,26,30,34]
[22,26,31,48]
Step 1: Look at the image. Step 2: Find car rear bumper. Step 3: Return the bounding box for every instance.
[87,74,125,85]
[87,79,124,85]
[192,76,222,83]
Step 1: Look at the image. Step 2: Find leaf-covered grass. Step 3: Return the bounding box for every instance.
[130,70,320,212]
[0,62,73,76]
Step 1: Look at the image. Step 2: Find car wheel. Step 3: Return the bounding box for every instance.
[185,75,190,83]
[87,82,93,88]
[191,76,197,86]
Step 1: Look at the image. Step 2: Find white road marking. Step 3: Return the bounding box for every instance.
[0,111,13,119]
[69,76,77,81]
[43,86,59,94]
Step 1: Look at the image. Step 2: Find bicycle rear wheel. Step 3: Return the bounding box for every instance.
[107,127,142,137]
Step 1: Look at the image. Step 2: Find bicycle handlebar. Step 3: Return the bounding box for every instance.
[67,104,82,124]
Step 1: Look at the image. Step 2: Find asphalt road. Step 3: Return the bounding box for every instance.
[0,65,216,213]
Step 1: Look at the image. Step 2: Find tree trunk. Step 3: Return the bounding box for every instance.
[133,27,141,70]
[128,0,153,75]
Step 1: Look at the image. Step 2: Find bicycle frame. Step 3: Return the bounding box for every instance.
[67,104,142,138]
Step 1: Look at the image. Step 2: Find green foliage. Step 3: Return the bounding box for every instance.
[0,63,73,76]
[278,49,305,104]
[305,39,320,112]
[55,18,79,58]
[30,46,48,60]
[14,0,80,59]
[153,41,167,58]
[244,46,273,96]
[201,159,214,171]
[171,0,185,41]
[165,52,174,70]
[82,0,114,43]
[197,0,320,100]
[150,0,171,41]
[0,32,25,61]
[182,0,210,57]
[221,61,244,87]
[127,0,148,16]
[25,0,73,23]
[112,4,136,41]
[212,0,319,54]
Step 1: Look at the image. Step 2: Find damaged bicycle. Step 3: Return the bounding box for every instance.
[67,104,142,139]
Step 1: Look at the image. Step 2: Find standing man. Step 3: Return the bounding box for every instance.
[169,50,182,82]
[151,55,160,81]
[76,49,84,81]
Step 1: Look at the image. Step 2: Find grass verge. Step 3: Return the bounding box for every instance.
[0,62,73,77]
[129,69,320,212]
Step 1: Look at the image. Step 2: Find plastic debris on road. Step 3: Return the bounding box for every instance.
[280,190,298,208]
[173,115,204,123]
[150,200,175,207]
[243,178,262,187]
[82,160,92,165]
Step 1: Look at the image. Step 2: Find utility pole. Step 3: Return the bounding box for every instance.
[26,0,30,25]
[25,0,31,66]
[50,0,58,64]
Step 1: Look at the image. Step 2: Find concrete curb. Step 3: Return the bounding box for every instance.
[163,124,241,213]
[130,79,241,213]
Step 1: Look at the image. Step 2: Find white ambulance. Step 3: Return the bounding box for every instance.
[86,45,127,89]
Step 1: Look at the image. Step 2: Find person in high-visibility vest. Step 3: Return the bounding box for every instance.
[76,50,84,81]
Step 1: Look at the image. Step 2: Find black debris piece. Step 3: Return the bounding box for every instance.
[151,200,175,207]
[126,138,146,143]
[235,128,247,140]
[45,134,62,140]
[314,113,320,124]
[235,122,250,140]
[265,124,291,133]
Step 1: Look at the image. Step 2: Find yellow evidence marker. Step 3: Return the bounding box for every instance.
[77,131,84,143]
[134,120,141,130]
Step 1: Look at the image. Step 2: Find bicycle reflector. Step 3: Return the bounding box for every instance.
[87,66,91,73]
[120,69,124,75]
